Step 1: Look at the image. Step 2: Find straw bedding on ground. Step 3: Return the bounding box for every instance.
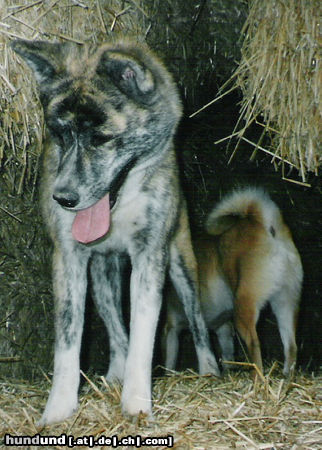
[1,368,321,449]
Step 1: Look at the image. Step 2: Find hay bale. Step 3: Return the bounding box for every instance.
[230,0,320,181]
[0,180,53,380]
[0,369,321,448]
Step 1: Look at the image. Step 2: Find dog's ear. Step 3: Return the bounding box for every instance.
[97,51,156,105]
[11,39,64,85]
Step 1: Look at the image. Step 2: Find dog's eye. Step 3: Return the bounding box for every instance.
[48,121,73,146]
[91,132,114,147]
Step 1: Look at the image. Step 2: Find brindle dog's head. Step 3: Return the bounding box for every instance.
[11,39,182,210]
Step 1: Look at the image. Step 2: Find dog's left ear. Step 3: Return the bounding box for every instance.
[11,39,65,85]
[97,51,156,105]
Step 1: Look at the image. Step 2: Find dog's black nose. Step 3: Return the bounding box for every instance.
[53,192,79,208]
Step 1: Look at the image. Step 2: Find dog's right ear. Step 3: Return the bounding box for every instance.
[11,39,64,85]
[97,50,157,106]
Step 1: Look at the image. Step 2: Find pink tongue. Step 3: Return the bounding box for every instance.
[72,193,110,244]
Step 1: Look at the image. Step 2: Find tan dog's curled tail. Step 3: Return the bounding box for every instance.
[206,187,282,238]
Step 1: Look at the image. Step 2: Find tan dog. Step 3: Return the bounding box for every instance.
[164,187,303,375]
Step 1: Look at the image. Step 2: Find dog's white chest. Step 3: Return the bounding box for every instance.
[91,190,149,253]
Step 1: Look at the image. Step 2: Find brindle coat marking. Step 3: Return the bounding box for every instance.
[12,39,219,424]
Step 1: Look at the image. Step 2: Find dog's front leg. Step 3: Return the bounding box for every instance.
[169,245,220,376]
[121,253,165,418]
[90,253,128,383]
[38,246,89,426]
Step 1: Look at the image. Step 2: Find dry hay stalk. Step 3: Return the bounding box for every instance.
[197,0,320,182]
[0,368,321,449]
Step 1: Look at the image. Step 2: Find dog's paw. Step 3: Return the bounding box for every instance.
[221,362,233,372]
[106,371,123,385]
[121,386,153,420]
[198,351,221,377]
[37,403,77,427]
[37,392,78,426]
[283,362,296,378]
[106,356,126,384]
[221,355,235,372]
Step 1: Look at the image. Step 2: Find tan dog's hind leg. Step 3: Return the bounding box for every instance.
[234,292,263,375]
